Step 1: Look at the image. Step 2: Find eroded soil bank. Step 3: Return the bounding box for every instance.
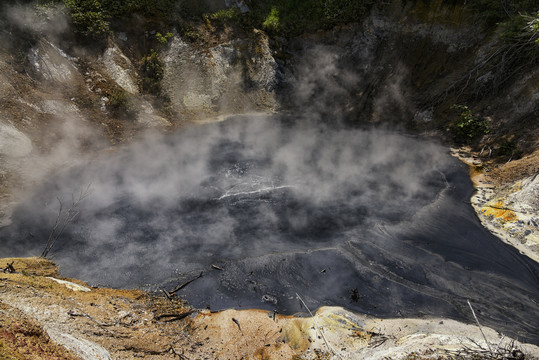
[1,257,539,360]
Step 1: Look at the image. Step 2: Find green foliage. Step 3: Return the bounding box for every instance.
[108,87,137,117]
[450,105,489,143]
[52,0,539,41]
[63,0,110,39]
[498,140,522,158]
[466,0,538,27]
[99,0,175,18]
[525,11,539,44]
[243,0,374,36]
[499,11,539,44]
[498,140,515,156]
[60,0,178,39]
[262,6,280,32]
[178,23,201,42]
[140,49,164,95]
[500,14,529,40]
[498,12,539,59]
[529,11,539,33]
[155,31,173,44]
[175,0,214,20]
[207,8,239,22]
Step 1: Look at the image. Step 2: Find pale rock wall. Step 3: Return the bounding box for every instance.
[473,172,539,263]
[98,43,139,95]
[28,39,79,84]
[162,31,280,120]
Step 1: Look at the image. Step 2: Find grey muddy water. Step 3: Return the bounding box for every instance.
[1,115,538,344]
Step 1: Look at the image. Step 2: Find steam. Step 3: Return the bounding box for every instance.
[2,115,452,285]
[288,44,360,123]
[0,4,538,343]
[0,3,103,220]
[4,3,70,43]
[5,116,538,345]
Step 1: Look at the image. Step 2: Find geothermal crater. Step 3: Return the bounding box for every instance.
[1,115,538,344]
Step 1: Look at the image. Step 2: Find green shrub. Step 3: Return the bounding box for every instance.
[178,24,201,42]
[241,0,374,36]
[467,0,538,27]
[140,49,164,95]
[262,6,280,32]
[523,11,539,44]
[63,0,110,39]
[450,105,490,144]
[499,12,539,45]
[498,140,523,158]
[208,8,239,22]
[108,88,137,117]
[155,31,173,44]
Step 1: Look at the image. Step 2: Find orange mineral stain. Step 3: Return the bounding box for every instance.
[481,201,517,222]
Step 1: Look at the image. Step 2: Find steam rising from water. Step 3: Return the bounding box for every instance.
[4,115,449,268]
[1,115,538,344]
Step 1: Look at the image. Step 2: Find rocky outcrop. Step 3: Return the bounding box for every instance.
[162,30,280,120]
[98,43,139,95]
[28,39,80,84]
[471,154,539,263]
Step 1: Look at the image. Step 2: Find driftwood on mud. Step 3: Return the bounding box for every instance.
[155,311,196,322]
[165,271,204,298]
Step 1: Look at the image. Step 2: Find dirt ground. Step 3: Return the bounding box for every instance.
[2,257,539,360]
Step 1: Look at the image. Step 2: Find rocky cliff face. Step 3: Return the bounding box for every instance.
[162,30,280,119]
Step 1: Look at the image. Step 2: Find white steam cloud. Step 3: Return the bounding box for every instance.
[2,115,453,287]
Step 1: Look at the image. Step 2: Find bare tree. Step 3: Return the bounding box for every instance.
[41,183,92,258]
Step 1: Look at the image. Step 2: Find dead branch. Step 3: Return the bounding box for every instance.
[3,261,16,273]
[467,300,493,353]
[430,26,538,106]
[232,317,242,331]
[296,293,344,360]
[67,309,115,333]
[41,184,93,258]
[155,311,195,322]
[169,272,203,295]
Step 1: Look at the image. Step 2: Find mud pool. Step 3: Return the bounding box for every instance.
[1,115,538,344]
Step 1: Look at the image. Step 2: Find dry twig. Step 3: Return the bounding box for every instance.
[296,293,344,360]
[169,272,204,295]
[467,299,492,353]
[41,184,93,258]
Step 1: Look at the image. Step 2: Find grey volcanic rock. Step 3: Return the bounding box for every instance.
[28,39,79,84]
[98,43,139,95]
[508,174,539,213]
[0,121,32,158]
[162,32,280,119]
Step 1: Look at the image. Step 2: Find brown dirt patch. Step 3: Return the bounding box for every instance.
[0,302,81,360]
